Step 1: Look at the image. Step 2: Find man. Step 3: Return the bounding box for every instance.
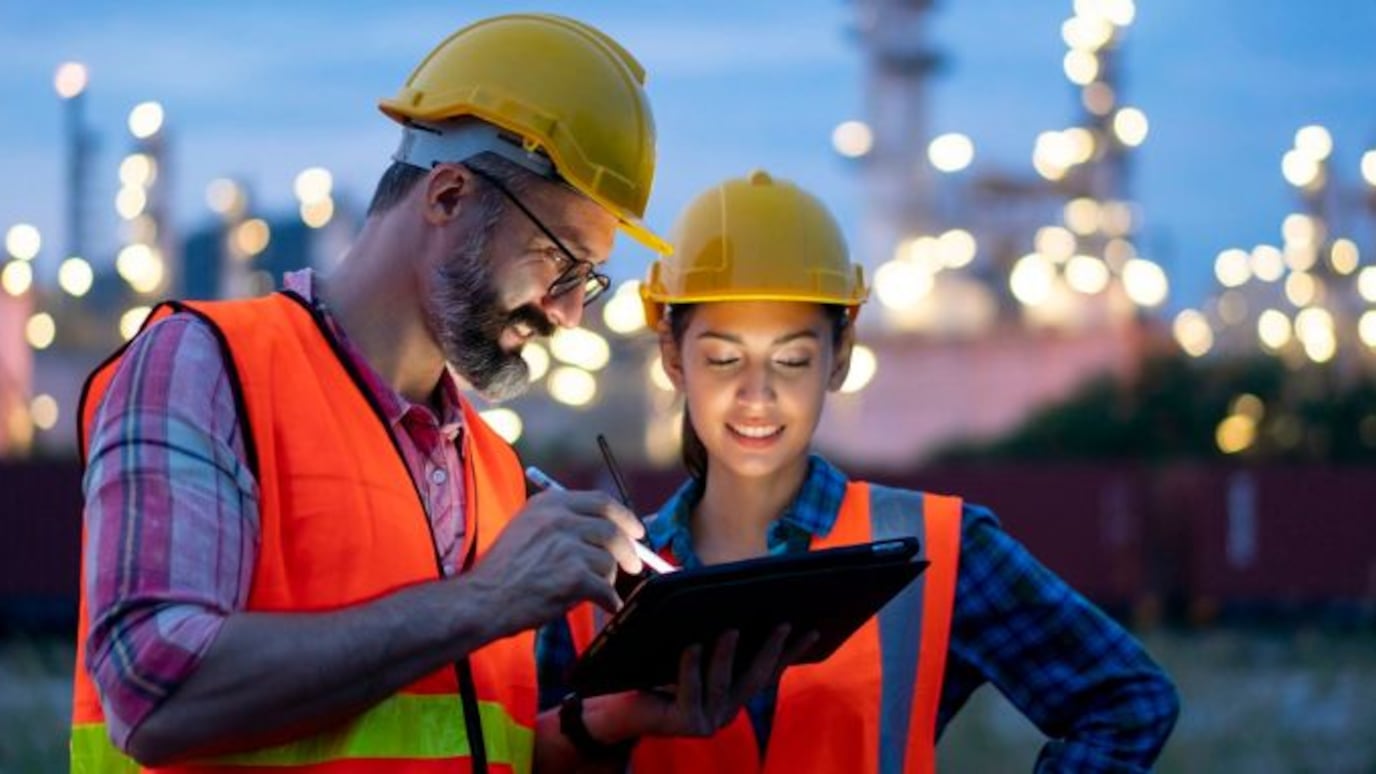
[72,14,794,772]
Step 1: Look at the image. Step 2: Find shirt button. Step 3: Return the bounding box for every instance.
[430,469,448,486]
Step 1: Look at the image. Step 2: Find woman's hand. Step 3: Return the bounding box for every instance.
[631,626,820,738]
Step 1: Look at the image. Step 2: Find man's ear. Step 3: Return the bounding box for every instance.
[421,163,475,226]
[827,322,856,392]
[657,320,687,391]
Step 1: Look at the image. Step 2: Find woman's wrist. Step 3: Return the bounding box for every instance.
[561,688,641,754]
[579,691,656,743]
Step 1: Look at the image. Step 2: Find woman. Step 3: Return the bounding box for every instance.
[539,171,1179,772]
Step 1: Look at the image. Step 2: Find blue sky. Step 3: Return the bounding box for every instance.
[3,1,1375,309]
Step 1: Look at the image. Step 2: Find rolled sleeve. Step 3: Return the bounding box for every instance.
[942,505,1179,772]
[81,314,260,749]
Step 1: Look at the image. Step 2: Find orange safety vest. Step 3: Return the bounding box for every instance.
[567,481,963,774]
[71,292,535,773]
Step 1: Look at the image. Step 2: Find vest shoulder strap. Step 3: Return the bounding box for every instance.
[869,485,928,773]
[866,484,964,774]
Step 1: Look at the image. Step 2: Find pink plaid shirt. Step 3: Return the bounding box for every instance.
[81,270,469,748]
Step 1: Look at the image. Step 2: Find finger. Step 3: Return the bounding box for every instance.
[766,629,821,687]
[600,501,646,542]
[781,629,821,666]
[577,569,622,614]
[562,513,643,576]
[604,532,644,576]
[676,643,704,716]
[569,514,620,547]
[572,542,616,580]
[733,625,791,703]
[704,630,738,715]
[549,490,645,538]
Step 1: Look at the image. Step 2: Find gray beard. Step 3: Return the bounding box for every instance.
[429,215,554,402]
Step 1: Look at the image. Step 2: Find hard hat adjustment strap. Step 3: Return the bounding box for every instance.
[393,118,557,180]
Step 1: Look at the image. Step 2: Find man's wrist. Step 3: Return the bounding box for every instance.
[446,572,513,645]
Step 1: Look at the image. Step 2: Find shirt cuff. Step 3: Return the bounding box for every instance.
[87,604,227,751]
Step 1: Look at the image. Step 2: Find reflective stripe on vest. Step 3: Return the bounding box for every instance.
[71,294,535,773]
[72,697,532,772]
[870,484,961,774]
[568,480,963,773]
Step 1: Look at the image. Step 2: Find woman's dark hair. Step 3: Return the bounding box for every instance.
[666,302,850,480]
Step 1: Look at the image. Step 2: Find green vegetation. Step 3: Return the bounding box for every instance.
[0,637,72,771]
[935,354,1376,463]
[939,627,1376,772]
[5,629,1373,771]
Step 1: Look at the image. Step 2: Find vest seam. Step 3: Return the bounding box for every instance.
[80,300,261,481]
[174,301,262,480]
[76,323,142,470]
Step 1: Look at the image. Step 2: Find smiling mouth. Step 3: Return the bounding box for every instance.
[727,423,784,440]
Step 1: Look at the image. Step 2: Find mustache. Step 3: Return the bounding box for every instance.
[505,304,555,338]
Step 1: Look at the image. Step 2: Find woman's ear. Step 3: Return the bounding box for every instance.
[657,319,687,391]
[827,322,856,392]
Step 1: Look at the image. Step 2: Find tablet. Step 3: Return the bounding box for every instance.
[570,538,927,696]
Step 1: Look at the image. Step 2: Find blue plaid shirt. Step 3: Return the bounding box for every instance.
[537,455,1178,771]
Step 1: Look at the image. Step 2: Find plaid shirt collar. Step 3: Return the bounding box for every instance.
[284,269,465,441]
[646,454,849,569]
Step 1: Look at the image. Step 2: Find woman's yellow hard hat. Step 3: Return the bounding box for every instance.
[641,170,867,325]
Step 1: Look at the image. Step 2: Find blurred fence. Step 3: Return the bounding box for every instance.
[0,461,83,632]
[2,458,1374,631]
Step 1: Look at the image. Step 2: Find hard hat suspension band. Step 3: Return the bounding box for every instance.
[393,118,557,180]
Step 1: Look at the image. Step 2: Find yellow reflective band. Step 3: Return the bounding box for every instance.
[70,724,139,773]
[71,695,533,773]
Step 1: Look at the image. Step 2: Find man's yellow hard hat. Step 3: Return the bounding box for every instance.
[641,170,868,325]
[380,13,669,254]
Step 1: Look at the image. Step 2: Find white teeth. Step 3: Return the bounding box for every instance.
[730,424,781,439]
[513,322,533,338]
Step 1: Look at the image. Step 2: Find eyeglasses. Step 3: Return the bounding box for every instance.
[469,168,612,307]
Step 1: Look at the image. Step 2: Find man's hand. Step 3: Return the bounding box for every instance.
[124,490,643,765]
[463,489,645,638]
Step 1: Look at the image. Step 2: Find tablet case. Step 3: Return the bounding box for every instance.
[571,538,926,696]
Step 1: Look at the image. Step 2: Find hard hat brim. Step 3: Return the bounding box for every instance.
[381,103,671,256]
[620,217,672,256]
